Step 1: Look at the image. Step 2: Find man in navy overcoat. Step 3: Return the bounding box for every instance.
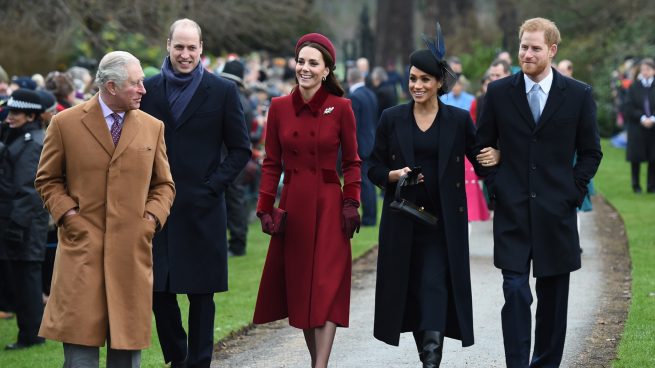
[477,18,602,367]
[347,68,379,225]
[140,19,250,368]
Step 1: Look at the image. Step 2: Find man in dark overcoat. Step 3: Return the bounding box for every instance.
[476,18,602,367]
[347,67,379,226]
[140,18,251,368]
[622,58,655,193]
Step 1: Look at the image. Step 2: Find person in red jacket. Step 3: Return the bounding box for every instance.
[253,33,361,368]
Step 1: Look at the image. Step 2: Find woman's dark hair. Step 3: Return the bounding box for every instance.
[296,41,345,97]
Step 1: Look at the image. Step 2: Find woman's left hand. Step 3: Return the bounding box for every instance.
[476,147,501,167]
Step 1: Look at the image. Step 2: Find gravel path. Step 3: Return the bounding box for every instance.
[212,209,610,367]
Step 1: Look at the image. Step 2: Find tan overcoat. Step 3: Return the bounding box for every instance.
[35,95,175,349]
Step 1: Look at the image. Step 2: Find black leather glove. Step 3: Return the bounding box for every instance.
[3,221,25,246]
[401,167,422,186]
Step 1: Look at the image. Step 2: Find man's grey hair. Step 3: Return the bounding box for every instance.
[95,51,140,90]
[168,18,202,42]
[347,67,363,84]
[371,67,388,82]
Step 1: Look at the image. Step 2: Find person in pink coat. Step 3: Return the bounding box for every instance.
[253,33,361,368]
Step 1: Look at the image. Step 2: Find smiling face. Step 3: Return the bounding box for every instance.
[167,25,203,74]
[519,30,557,82]
[295,46,329,97]
[408,66,441,105]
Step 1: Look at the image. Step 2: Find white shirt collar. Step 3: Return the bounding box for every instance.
[524,67,554,95]
[349,81,365,94]
[98,94,125,120]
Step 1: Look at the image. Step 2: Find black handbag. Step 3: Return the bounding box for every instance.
[389,174,438,226]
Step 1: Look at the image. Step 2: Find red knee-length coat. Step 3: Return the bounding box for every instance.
[254,86,361,329]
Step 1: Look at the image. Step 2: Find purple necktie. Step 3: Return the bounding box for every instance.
[110,113,122,146]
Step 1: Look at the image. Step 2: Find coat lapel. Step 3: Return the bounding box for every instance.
[148,75,175,128]
[508,73,536,129]
[175,73,210,130]
[110,110,141,164]
[80,95,114,157]
[437,104,456,181]
[535,69,566,133]
[394,103,415,167]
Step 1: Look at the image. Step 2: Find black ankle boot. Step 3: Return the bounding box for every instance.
[417,331,443,368]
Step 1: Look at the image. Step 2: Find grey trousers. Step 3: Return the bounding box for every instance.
[63,343,141,368]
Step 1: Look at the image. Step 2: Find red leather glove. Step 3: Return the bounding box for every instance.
[342,199,361,239]
[257,211,275,235]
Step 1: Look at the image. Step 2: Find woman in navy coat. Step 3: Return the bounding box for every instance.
[253,33,361,368]
[368,47,499,367]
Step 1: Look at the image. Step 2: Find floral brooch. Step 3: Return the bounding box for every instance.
[323,106,334,115]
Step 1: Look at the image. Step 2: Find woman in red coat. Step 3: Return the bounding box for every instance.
[253,33,361,368]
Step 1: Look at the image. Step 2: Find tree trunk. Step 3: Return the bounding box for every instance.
[375,0,414,68]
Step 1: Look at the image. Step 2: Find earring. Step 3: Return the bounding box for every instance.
[322,75,327,82]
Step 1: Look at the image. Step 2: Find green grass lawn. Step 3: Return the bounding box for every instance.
[0,204,380,367]
[594,140,655,367]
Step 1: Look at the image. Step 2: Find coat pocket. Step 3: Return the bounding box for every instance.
[321,169,341,185]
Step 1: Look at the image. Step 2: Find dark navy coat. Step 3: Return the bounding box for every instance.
[476,69,602,277]
[141,72,251,293]
[349,85,378,159]
[368,101,481,347]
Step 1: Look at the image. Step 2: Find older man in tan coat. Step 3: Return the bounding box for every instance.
[35,51,175,367]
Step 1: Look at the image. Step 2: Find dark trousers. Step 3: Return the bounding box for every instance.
[360,159,377,225]
[8,260,44,344]
[225,172,249,255]
[153,291,215,368]
[631,161,655,191]
[63,342,141,368]
[501,270,570,368]
[0,259,14,311]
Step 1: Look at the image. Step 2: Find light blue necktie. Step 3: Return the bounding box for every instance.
[528,84,541,123]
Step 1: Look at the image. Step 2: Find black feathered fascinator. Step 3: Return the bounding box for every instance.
[409,20,457,95]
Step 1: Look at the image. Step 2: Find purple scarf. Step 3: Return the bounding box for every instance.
[161,56,204,123]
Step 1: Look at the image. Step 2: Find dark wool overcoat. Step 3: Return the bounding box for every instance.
[368,101,481,347]
[141,72,251,293]
[476,69,602,277]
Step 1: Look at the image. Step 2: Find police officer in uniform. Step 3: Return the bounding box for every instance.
[0,89,49,350]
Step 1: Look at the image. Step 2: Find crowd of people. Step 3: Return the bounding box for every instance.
[0,14,637,368]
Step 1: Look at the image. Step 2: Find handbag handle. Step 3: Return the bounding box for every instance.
[395,174,408,201]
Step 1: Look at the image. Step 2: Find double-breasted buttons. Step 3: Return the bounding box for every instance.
[310,131,316,137]
[455,156,461,163]
[530,192,536,198]
[391,154,396,160]
[458,206,465,213]
[531,163,537,170]
[293,131,299,137]
[456,182,461,188]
